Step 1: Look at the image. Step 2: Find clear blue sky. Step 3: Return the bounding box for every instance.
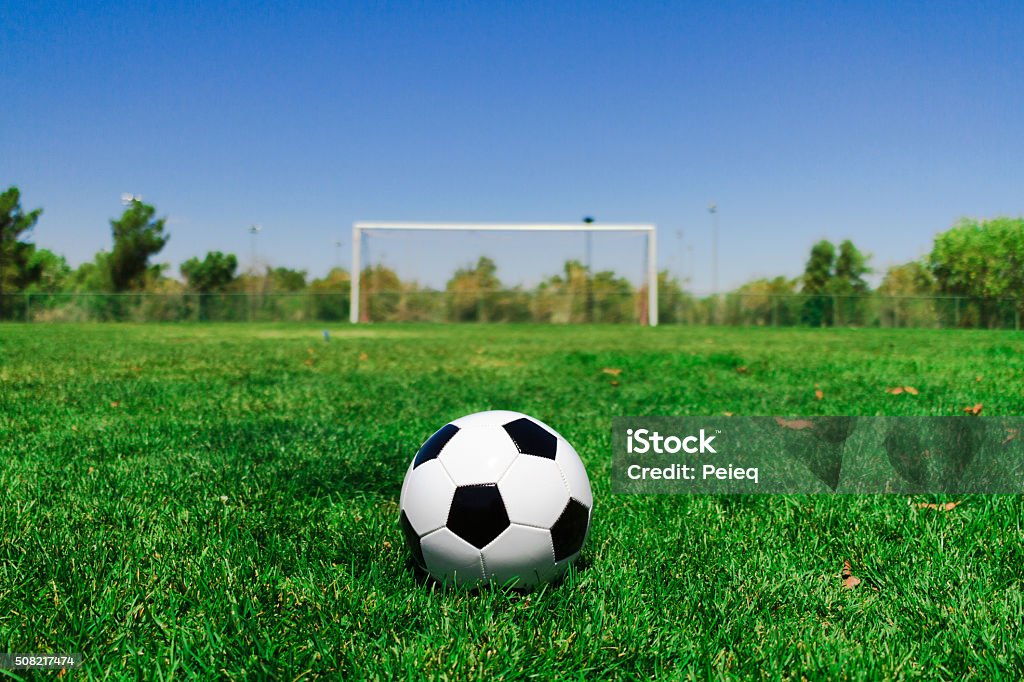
[3,1,1022,291]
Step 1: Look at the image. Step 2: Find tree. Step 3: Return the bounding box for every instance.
[23,249,70,293]
[360,264,403,321]
[878,261,937,327]
[878,262,934,297]
[832,240,871,294]
[181,252,238,293]
[930,217,1024,298]
[534,260,591,323]
[309,267,351,321]
[730,276,798,325]
[0,186,44,315]
[268,266,307,292]
[830,240,872,325]
[655,270,691,324]
[446,256,503,321]
[801,240,836,326]
[109,200,169,291]
[929,217,1024,327]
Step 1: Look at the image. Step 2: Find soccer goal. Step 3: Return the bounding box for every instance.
[349,222,659,326]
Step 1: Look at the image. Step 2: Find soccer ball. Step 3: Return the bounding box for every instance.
[399,410,593,588]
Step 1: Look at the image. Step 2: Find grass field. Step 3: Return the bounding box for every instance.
[2,323,1023,680]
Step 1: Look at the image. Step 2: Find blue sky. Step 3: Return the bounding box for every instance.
[2,1,1022,291]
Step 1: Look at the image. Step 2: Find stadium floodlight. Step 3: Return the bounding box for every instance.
[350,221,658,326]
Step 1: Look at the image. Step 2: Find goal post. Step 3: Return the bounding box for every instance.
[350,222,658,326]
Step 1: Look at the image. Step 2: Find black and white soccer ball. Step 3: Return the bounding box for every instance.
[399,410,593,588]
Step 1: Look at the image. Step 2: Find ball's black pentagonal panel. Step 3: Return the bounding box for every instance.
[413,423,460,469]
[447,484,510,549]
[551,498,589,562]
[502,417,557,460]
[400,510,425,569]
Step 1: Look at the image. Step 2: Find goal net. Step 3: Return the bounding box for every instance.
[350,222,658,326]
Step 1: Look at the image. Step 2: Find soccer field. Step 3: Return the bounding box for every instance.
[2,324,1023,679]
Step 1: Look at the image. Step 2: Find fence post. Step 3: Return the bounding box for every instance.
[24,293,31,322]
[955,297,961,327]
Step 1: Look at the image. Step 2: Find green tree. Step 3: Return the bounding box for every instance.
[930,217,1024,298]
[730,276,798,325]
[832,240,871,294]
[268,266,307,292]
[23,249,71,293]
[929,217,1024,327]
[309,268,351,321]
[655,270,691,324]
[181,252,239,321]
[590,270,635,323]
[878,261,937,327]
[830,240,872,325]
[534,260,590,323]
[109,200,170,291]
[879,262,934,297]
[0,186,44,316]
[360,264,403,321]
[66,253,114,292]
[181,252,239,293]
[801,240,836,326]
[446,256,503,321]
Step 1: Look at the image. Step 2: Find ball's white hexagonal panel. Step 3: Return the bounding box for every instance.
[400,459,456,535]
[420,527,485,586]
[498,455,571,527]
[438,425,520,486]
[482,524,563,588]
[555,440,593,508]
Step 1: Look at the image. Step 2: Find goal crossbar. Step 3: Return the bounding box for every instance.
[350,222,658,326]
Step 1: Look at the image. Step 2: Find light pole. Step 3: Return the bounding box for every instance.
[249,224,262,275]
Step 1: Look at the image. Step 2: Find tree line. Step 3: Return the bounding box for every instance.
[2,184,1023,325]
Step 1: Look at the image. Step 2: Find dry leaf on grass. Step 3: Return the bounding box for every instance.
[1003,429,1020,445]
[904,386,919,395]
[916,501,962,511]
[736,366,749,374]
[110,401,120,408]
[814,389,824,400]
[886,387,904,395]
[723,411,734,417]
[841,560,861,589]
[963,403,983,415]
[359,352,368,361]
[775,417,815,430]
[602,367,623,376]
[610,380,620,387]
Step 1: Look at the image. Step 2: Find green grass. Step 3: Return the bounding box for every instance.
[1,323,1023,680]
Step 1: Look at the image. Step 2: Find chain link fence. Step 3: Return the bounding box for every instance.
[1,291,1022,329]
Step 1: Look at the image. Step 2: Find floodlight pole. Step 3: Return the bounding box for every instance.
[350,225,361,324]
